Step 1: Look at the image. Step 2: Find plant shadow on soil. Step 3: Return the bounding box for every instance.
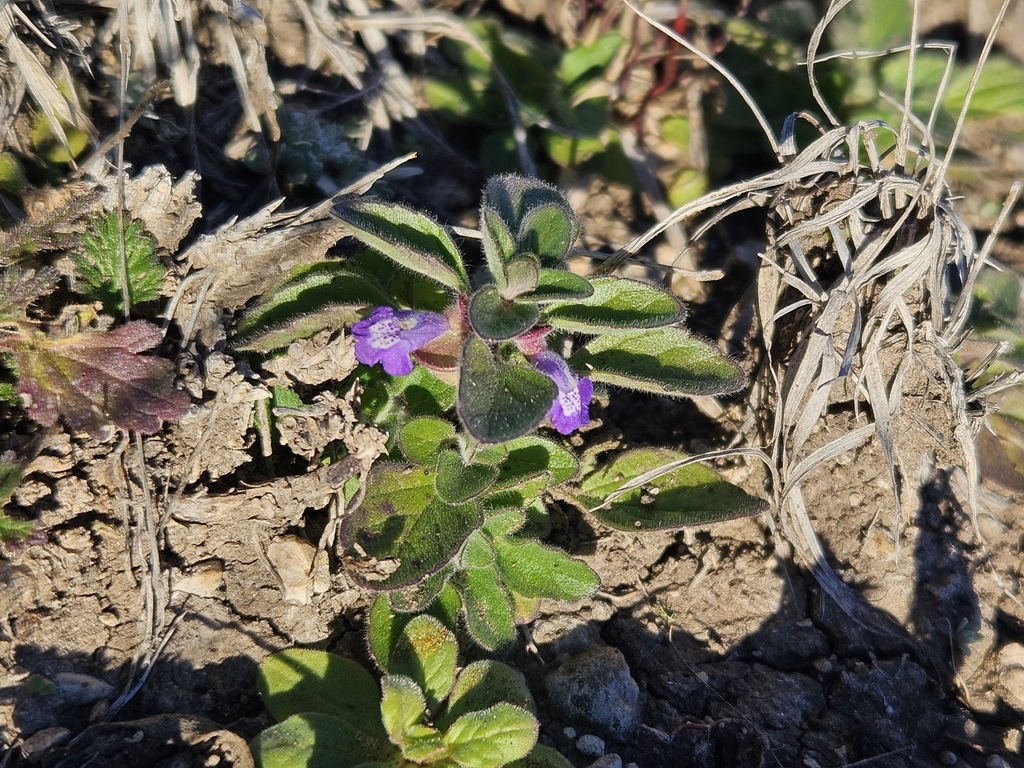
[514,469,1024,768]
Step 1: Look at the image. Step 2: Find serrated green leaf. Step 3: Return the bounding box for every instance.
[518,203,578,264]
[75,213,164,314]
[250,713,396,768]
[442,703,538,768]
[559,32,623,84]
[389,615,457,714]
[542,277,685,333]
[572,448,768,530]
[506,745,575,768]
[570,326,745,396]
[456,336,557,444]
[491,538,599,600]
[381,675,429,743]
[495,435,579,488]
[258,650,384,738]
[453,569,516,651]
[342,463,483,589]
[518,270,593,303]
[437,661,535,732]
[400,417,457,466]
[502,255,541,300]
[468,286,540,341]
[332,198,469,291]
[436,450,500,504]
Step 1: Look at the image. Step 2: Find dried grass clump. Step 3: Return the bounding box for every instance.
[613,0,1024,621]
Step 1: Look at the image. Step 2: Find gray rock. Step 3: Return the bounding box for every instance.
[587,755,622,768]
[576,734,606,757]
[546,647,641,738]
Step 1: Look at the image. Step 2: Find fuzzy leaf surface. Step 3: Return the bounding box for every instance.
[518,203,578,264]
[570,326,745,396]
[481,207,516,289]
[453,568,515,651]
[258,650,384,738]
[233,263,388,352]
[468,285,539,340]
[399,417,457,466]
[495,436,578,488]
[0,267,59,321]
[519,269,593,303]
[11,321,189,437]
[388,614,457,714]
[573,448,768,530]
[491,538,598,600]
[342,463,482,589]
[542,277,685,333]
[332,198,468,291]
[456,336,556,444]
[437,661,535,732]
[501,255,541,300]
[74,213,163,313]
[436,450,500,504]
[380,675,429,743]
[443,703,538,768]
[250,713,396,768]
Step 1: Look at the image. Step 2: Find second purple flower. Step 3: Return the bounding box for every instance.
[531,350,593,435]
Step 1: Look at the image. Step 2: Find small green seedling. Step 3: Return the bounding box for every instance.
[251,613,571,768]
[75,211,164,314]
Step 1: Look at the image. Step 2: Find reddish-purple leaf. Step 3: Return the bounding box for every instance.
[13,321,190,437]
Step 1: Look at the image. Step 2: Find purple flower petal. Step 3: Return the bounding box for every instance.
[352,306,449,376]
[531,350,592,435]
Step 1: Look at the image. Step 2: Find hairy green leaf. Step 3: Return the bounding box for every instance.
[443,703,538,768]
[249,713,396,768]
[75,212,163,313]
[496,435,579,488]
[570,326,746,396]
[399,417,457,466]
[453,568,516,651]
[0,266,59,322]
[518,203,578,264]
[468,285,540,341]
[492,538,598,600]
[342,463,483,589]
[233,263,388,352]
[456,336,556,444]
[332,198,468,291]
[380,675,429,743]
[501,255,541,300]
[518,269,593,303]
[436,450,500,504]
[573,448,768,530]
[438,661,535,732]
[258,650,385,738]
[389,614,458,714]
[542,277,686,333]
[481,207,516,290]
[387,564,457,614]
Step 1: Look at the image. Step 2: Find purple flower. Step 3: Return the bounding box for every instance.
[531,350,593,435]
[352,306,449,376]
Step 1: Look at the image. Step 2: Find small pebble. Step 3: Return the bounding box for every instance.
[987,757,1010,768]
[938,750,957,765]
[577,734,606,757]
[587,755,621,768]
[563,726,577,739]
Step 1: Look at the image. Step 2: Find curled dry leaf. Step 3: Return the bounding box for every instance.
[11,320,190,439]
